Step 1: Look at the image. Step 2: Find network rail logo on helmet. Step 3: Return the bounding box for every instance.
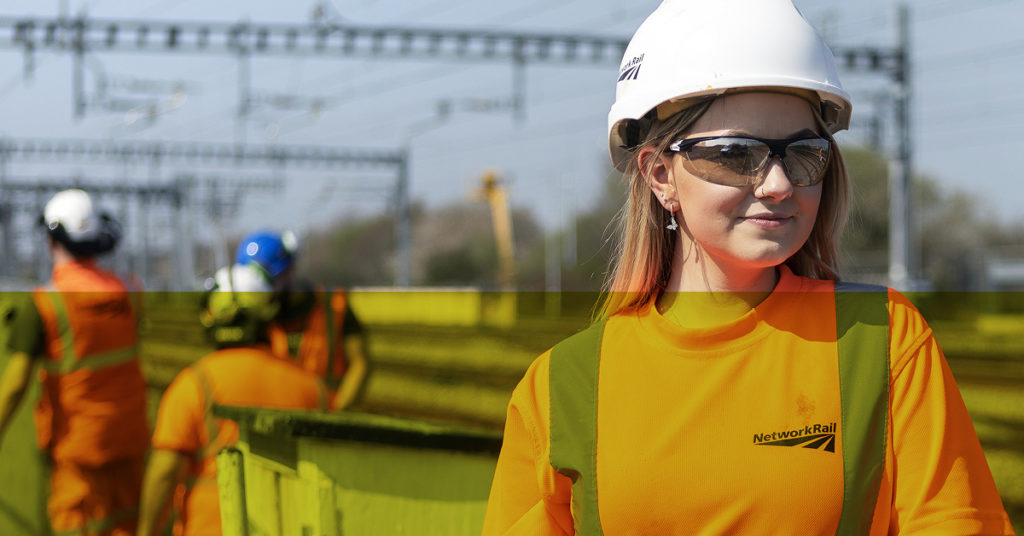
[606,0,852,173]
[618,54,644,82]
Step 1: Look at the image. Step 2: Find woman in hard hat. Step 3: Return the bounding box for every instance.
[482,1,1013,535]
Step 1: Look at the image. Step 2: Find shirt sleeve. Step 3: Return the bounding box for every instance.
[151,368,204,455]
[0,294,44,358]
[482,352,574,536]
[886,294,1014,535]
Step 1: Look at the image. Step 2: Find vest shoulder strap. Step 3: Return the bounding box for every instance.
[834,281,890,536]
[548,319,607,536]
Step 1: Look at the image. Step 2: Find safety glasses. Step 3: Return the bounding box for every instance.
[666,135,831,187]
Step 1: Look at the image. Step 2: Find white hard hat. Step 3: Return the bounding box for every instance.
[212,263,275,293]
[201,263,280,346]
[43,189,101,241]
[41,188,122,256]
[608,0,852,171]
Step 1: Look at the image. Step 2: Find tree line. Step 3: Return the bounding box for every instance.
[297,148,1024,292]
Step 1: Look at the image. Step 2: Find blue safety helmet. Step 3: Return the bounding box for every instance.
[234,230,298,281]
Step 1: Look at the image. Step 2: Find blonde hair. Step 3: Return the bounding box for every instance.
[599,96,851,318]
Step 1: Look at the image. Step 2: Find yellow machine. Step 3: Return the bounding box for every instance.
[474,171,516,290]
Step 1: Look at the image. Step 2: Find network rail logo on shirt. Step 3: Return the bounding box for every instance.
[753,422,837,452]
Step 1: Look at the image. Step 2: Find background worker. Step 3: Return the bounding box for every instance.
[483,0,1013,534]
[0,188,149,536]
[137,263,328,536]
[235,229,369,410]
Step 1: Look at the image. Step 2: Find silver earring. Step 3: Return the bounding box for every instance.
[666,202,679,231]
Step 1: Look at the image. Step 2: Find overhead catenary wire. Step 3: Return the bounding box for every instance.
[913,0,1021,22]
[916,38,1024,71]
[3,0,1024,286]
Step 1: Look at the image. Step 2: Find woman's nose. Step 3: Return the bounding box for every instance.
[755,158,794,201]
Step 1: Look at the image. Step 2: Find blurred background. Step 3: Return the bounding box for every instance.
[0,0,1021,533]
[0,0,1022,292]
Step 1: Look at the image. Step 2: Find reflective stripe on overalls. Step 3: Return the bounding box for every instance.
[548,282,889,535]
[36,291,139,375]
[323,288,347,390]
[274,289,349,390]
[36,290,140,535]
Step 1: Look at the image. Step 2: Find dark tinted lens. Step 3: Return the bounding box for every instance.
[682,137,770,186]
[783,138,830,186]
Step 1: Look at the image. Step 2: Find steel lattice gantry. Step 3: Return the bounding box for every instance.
[0,14,910,287]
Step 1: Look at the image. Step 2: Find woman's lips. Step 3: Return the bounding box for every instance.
[741,213,793,229]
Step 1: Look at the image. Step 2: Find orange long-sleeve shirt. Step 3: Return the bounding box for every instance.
[483,269,1014,535]
[152,345,326,536]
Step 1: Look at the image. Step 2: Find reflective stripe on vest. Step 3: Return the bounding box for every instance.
[548,319,607,535]
[547,283,889,535]
[322,288,349,390]
[324,288,339,389]
[37,292,138,375]
[834,282,889,535]
[277,289,349,390]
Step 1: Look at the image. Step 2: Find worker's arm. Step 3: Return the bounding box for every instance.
[137,448,186,536]
[333,333,368,410]
[0,296,43,450]
[0,352,35,448]
[482,351,573,535]
[885,294,1014,534]
[141,366,204,536]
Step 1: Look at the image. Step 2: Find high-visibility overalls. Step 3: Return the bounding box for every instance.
[32,259,149,536]
[269,287,354,391]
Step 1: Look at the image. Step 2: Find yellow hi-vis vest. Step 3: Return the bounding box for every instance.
[548,282,889,536]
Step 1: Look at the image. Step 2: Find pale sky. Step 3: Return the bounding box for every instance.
[1,0,1021,283]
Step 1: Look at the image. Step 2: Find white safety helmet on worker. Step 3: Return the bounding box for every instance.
[41,188,122,256]
[607,0,852,171]
[200,263,281,346]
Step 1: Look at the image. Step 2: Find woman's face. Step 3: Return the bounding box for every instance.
[668,92,824,278]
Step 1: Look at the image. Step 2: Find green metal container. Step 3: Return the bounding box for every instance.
[214,405,501,535]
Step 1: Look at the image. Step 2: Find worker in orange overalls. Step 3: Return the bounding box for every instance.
[137,263,328,536]
[235,230,369,410]
[0,188,149,536]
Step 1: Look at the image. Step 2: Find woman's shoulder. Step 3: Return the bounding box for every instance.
[883,288,936,363]
[512,321,610,403]
[827,278,930,336]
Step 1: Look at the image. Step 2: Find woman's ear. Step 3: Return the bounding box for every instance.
[636,145,677,210]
